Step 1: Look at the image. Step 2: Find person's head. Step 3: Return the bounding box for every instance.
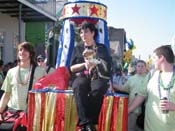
[152,45,174,70]
[17,42,37,66]
[79,22,97,45]
[37,55,45,67]
[128,63,135,75]
[136,60,147,75]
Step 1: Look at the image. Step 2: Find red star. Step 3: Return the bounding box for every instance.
[71,4,81,15]
[90,5,98,16]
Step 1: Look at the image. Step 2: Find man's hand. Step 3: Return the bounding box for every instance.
[159,99,175,111]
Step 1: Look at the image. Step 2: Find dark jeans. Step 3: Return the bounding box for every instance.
[72,77,108,126]
[0,125,26,131]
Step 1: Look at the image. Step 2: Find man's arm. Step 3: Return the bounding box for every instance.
[0,92,10,112]
[0,92,10,120]
[128,95,145,113]
[70,63,86,73]
[112,83,126,92]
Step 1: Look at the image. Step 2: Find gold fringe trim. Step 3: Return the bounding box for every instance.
[116,97,124,131]
[104,96,114,131]
[42,92,57,131]
[33,93,42,131]
[64,93,77,131]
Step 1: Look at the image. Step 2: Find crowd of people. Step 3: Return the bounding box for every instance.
[0,22,174,131]
[112,45,175,131]
[113,60,149,131]
[128,45,175,131]
[69,22,175,131]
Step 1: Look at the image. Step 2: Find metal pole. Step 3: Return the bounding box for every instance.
[18,3,22,43]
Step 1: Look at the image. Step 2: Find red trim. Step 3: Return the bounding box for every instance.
[28,92,35,131]
[54,93,65,131]
[111,96,119,131]
[70,18,98,26]
[40,92,46,131]
[122,97,128,131]
[98,96,107,131]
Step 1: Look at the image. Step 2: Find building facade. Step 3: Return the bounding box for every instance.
[0,0,57,64]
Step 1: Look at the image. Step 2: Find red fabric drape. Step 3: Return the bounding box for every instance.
[28,91,128,131]
[111,96,119,131]
[28,92,35,131]
[39,93,46,131]
[54,93,65,131]
[98,96,107,131]
[122,97,128,131]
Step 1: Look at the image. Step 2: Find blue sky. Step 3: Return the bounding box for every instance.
[99,0,175,60]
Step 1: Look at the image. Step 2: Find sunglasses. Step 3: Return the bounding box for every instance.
[37,59,44,62]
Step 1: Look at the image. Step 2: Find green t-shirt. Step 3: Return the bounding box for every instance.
[2,66,46,111]
[124,73,149,114]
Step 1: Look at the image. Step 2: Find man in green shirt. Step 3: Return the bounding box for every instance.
[0,42,46,113]
[113,60,149,131]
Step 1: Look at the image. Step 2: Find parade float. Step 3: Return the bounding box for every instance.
[27,1,128,131]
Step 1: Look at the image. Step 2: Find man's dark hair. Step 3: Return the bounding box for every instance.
[136,60,146,66]
[17,42,37,67]
[153,45,174,64]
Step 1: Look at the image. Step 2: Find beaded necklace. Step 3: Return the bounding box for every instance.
[158,70,175,99]
[17,65,32,86]
[159,72,175,90]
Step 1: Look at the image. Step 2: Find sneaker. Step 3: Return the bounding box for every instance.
[85,124,97,131]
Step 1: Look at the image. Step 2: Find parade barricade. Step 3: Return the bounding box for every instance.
[27,88,128,131]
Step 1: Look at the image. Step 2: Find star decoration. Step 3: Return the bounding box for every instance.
[99,28,103,34]
[90,5,98,16]
[71,4,81,15]
[67,28,70,33]
[64,44,68,48]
